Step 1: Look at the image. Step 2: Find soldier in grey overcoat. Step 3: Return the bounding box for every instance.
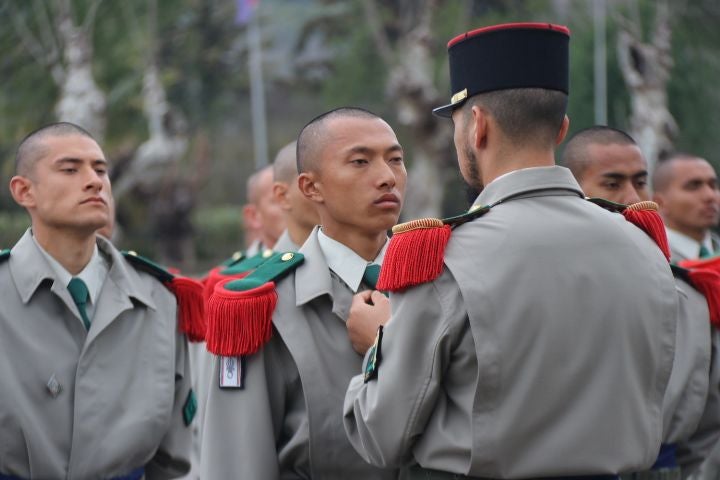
[201,108,406,479]
[343,23,679,479]
[0,123,193,479]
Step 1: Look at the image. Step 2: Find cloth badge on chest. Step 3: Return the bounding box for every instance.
[219,356,246,389]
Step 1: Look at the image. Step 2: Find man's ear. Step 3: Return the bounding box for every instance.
[9,176,35,209]
[272,181,291,211]
[298,172,324,204]
[653,191,667,214]
[470,105,488,150]
[556,115,570,145]
[242,204,261,231]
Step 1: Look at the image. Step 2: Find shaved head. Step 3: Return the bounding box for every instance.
[246,165,273,204]
[296,107,381,174]
[653,153,708,194]
[272,141,299,184]
[562,126,637,181]
[15,122,95,177]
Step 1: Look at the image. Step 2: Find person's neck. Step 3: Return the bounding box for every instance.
[32,224,96,275]
[287,219,314,248]
[668,222,707,244]
[481,145,556,187]
[321,224,387,261]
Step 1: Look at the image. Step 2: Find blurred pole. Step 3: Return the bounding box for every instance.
[247,12,269,169]
[593,0,608,125]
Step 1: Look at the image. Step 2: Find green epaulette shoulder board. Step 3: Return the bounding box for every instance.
[585,197,627,212]
[205,251,305,357]
[122,250,174,283]
[441,204,491,228]
[220,250,245,267]
[670,264,692,285]
[0,249,10,263]
[223,251,304,293]
[221,248,275,276]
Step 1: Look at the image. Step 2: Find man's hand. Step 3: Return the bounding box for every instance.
[347,290,391,355]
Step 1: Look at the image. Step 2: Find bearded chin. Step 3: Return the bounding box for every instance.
[463,143,483,192]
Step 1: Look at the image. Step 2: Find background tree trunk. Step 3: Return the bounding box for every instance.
[617,0,676,183]
[364,0,453,220]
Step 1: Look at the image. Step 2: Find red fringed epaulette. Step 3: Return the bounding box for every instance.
[587,198,671,261]
[206,251,304,357]
[677,257,720,327]
[377,205,490,293]
[122,251,206,342]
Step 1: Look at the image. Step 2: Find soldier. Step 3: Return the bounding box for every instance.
[242,165,285,255]
[201,107,405,479]
[564,125,720,477]
[653,153,720,262]
[0,122,197,478]
[272,140,320,251]
[343,23,678,478]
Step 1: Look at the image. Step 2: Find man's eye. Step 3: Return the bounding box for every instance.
[351,159,368,165]
[389,157,404,164]
[603,183,619,190]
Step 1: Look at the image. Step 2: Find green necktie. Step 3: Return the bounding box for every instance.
[699,245,712,259]
[67,277,91,330]
[362,263,381,290]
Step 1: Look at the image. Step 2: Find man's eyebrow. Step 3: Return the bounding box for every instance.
[631,171,648,179]
[345,144,404,156]
[54,157,107,166]
[601,172,628,180]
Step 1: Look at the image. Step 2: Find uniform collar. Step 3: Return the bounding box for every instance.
[474,165,584,208]
[32,231,109,306]
[666,228,714,260]
[317,227,387,293]
[273,229,301,253]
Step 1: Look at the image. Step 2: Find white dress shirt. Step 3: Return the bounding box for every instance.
[317,228,387,293]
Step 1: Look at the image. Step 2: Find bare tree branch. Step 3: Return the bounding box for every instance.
[7,2,66,84]
[32,0,61,63]
[362,0,393,68]
[82,0,106,41]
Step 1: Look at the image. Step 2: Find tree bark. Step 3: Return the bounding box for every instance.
[364,0,453,220]
[617,0,676,181]
[54,0,107,141]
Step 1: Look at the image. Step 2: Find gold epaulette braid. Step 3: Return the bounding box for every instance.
[626,201,659,212]
[391,218,444,234]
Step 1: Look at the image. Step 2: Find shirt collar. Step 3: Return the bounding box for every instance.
[666,228,713,260]
[317,227,387,293]
[32,232,109,305]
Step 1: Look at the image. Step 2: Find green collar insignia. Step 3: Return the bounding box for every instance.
[182,389,197,426]
[363,325,384,383]
[0,249,10,263]
[122,250,174,283]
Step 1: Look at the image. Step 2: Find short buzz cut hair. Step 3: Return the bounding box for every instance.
[272,141,299,184]
[15,122,96,177]
[561,126,638,181]
[296,107,381,174]
[653,152,710,193]
[464,87,568,149]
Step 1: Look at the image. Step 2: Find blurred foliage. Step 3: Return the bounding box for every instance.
[0,0,719,267]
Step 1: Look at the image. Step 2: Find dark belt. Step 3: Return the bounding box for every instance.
[0,466,144,480]
[402,465,620,480]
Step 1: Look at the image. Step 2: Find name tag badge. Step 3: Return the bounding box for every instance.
[219,356,245,389]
